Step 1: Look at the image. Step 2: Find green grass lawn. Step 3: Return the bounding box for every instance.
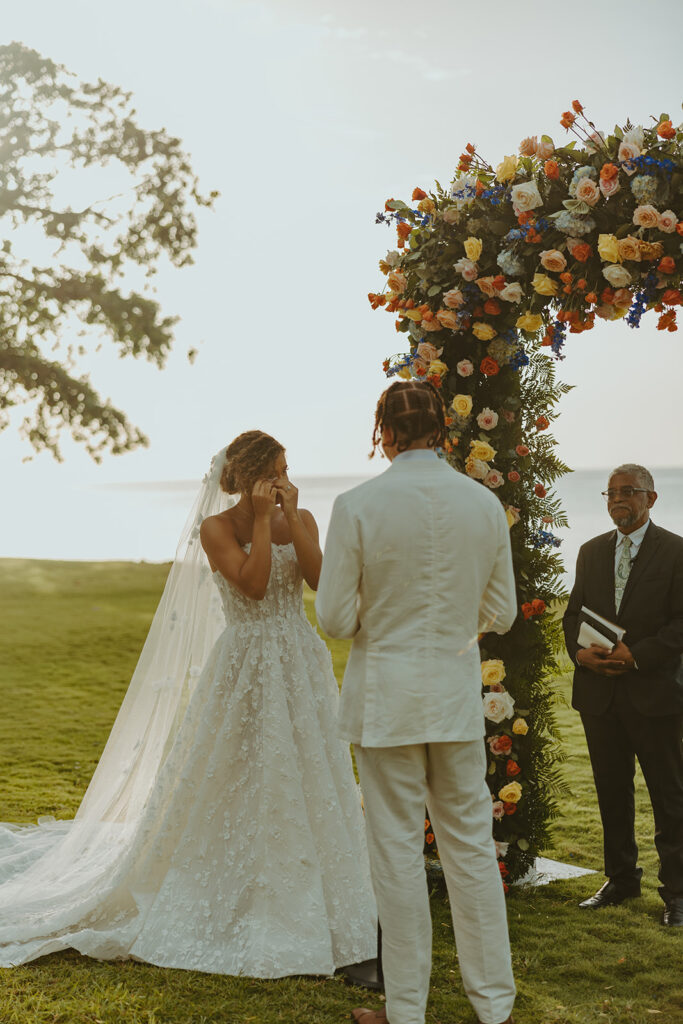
[0,559,681,1024]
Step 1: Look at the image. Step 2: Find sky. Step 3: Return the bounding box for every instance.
[1,0,682,557]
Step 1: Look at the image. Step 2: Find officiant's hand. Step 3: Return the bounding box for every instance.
[274,476,299,520]
[607,640,635,672]
[577,643,626,675]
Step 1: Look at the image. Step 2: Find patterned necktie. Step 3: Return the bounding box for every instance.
[615,535,632,613]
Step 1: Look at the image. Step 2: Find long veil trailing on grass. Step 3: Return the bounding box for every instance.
[0,448,233,962]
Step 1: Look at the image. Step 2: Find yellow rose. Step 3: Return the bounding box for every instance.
[597,233,621,263]
[532,273,559,297]
[397,366,412,380]
[512,717,529,735]
[464,236,483,262]
[495,154,519,183]
[481,659,506,687]
[516,312,543,333]
[428,359,449,377]
[403,309,422,321]
[470,439,497,462]
[498,781,522,803]
[451,394,473,418]
[472,321,497,341]
[505,508,518,529]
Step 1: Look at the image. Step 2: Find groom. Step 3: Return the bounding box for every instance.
[316,381,517,1024]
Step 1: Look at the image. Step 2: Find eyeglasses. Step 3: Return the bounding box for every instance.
[601,486,649,500]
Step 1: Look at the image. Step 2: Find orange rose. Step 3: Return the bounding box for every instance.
[677,222,683,237]
[536,415,550,430]
[483,299,501,316]
[572,242,591,263]
[384,198,395,211]
[560,111,576,128]
[661,289,682,306]
[396,222,411,245]
[480,357,500,376]
[572,100,584,113]
[659,256,676,274]
[534,483,547,497]
[586,292,598,304]
[600,162,619,181]
[506,760,521,778]
[412,187,427,201]
[544,159,560,180]
[657,120,676,140]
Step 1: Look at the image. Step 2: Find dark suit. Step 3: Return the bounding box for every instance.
[563,521,683,900]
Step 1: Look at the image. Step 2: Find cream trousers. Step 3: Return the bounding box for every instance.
[355,741,516,1024]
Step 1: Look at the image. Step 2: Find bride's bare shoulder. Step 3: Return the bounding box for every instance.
[200,510,239,547]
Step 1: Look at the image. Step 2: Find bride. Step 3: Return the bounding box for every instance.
[0,431,377,976]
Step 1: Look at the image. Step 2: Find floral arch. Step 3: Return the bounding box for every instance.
[369,103,682,885]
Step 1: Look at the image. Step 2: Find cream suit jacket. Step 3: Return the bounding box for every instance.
[315,449,517,747]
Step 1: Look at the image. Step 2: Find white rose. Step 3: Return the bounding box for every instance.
[659,210,678,233]
[385,250,401,268]
[483,690,515,724]
[623,125,644,150]
[499,282,523,303]
[618,141,640,174]
[602,264,632,288]
[510,180,543,216]
[457,359,474,377]
[495,841,509,859]
[583,130,606,153]
[466,457,489,481]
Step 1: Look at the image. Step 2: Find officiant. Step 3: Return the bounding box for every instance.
[563,464,683,927]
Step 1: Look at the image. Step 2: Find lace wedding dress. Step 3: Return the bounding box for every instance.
[0,503,377,973]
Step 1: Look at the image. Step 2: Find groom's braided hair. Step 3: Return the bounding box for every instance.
[220,430,285,494]
[371,380,447,457]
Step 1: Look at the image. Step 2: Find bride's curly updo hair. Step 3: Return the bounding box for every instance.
[370,380,447,457]
[220,430,285,494]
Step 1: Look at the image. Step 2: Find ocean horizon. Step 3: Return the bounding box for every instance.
[4,467,682,583]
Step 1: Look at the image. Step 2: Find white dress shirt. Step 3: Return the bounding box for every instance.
[614,518,650,574]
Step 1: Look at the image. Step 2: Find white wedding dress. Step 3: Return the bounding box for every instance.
[0,538,377,974]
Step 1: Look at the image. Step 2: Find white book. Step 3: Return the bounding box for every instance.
[577,605,625,652]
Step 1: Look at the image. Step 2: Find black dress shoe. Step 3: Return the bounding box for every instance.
[579,879,641,909]
[338,958,384,991]
[662,897,683,927]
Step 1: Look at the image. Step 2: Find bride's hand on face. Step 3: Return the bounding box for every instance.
[274,475,299,519]
[251,479,277,519]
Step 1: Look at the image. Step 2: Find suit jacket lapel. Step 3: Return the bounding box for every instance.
[599,531,618,619]
[618,521,661,616]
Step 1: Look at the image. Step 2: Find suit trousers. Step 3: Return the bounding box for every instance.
[581,689,683,899]
[355,741,515,1024]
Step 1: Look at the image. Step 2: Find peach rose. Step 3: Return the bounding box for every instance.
[638,240,664,261]
[536,138,555,160]
[658,210,678,233]
[475,276,497,297]
[519,136,538,157]
[617,236,641,262]
[465,456,489,480]
[500,282,523,303]
[484,469,505,489]
[492,800,505,820]
[540,250,567,273]
[633,205,659,229]
[416,341,442,362]
[599,176,620,199]
[387,270,407,294]
[420,317,442,332]
[575,178,601,207]
[442,207,459,224]
[443,287,464,308]
[477,407,499,430]
[436,308,459,331]
[457,359,474,377]
[417,197,435,216]
[618,140,640,172]
[613,288,633,307]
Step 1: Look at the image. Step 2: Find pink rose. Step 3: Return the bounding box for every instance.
[633,205,659,229]
[454,257,478,281]
[484,469,505,489]
[507,471,520,483]
[502,410,516,423]
[443,287,464,308]
[515,444,530,457]
[535,138,555,160]
[518,136,538,156]
[488,734,513,755]
[599,175,620,198]
[442,207,459,224]
[575,178,601,207]
[477,407,499,430]
[659,210,678,233]
[457,359,474,377]
[416,341,442,362]
[492,800,505,820]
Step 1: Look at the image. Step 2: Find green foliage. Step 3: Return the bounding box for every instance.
[0,43,217,460]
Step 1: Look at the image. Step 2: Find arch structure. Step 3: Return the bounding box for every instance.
[369,105,682,885]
